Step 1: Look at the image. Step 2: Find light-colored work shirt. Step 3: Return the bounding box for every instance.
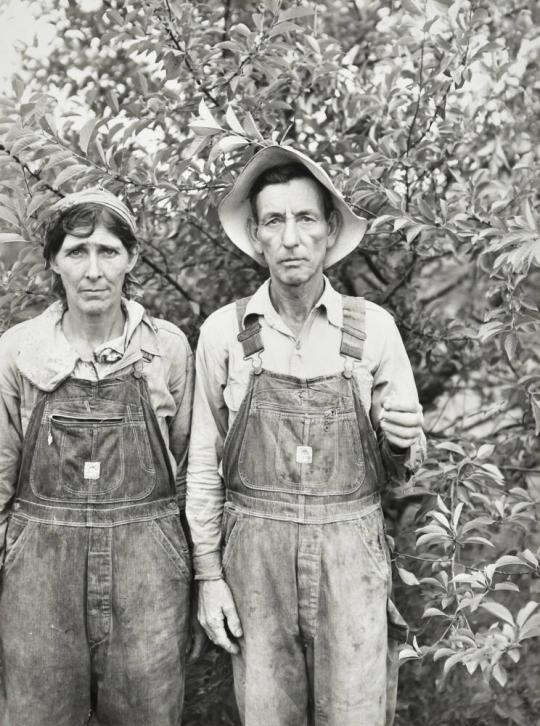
[0,298,194,553]
[187,277,424,580]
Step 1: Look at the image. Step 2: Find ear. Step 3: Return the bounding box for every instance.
[49,255,60,274]
[247,217,264,256]
[126,245,139,273]
[325,210,341,251]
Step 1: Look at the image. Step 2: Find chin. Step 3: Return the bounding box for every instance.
[279,270,314,286]
[78,300,112,315]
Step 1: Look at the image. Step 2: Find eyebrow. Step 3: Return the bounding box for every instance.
[260,208,321,220]
[62,241,121,252]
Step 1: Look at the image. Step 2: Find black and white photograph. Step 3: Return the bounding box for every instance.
[0,1,539,724]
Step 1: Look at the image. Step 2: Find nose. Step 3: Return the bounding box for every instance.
[282,215,299,248]
[84,250,102,279]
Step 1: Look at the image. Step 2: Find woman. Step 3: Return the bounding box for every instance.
[0,189,194,726]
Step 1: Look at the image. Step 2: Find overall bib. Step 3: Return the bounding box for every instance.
[221,295,405,726]
[0,360,190,726]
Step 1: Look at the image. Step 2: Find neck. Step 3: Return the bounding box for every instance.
[62,305,125,357]
[269,275,325,337]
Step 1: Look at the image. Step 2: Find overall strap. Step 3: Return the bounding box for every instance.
[132,351,154,379]
[340,295,367,362]
[236,296,264,360]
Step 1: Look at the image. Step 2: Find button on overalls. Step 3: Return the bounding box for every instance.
[221,295,406,726]
[0,358,190,726]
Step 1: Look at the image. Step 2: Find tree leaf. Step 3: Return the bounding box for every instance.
[516,601,538,628]
[242,112,264,141]
[397,567,419,585]
[79,117,98,154]
[190,123,222,136]
[0,233,26,244]
[225,106,245,135]
[208,135,249,162]
[278,7,315,22]
[481,601,514,625]
[0,207,19,227]
[54,164,89,187]
[530,394,540,436]
[492,663,507,687]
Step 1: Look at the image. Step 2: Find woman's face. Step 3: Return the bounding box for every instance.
[50,224,138,318]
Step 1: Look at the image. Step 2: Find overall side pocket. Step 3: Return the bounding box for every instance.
[221,509,245,571]
[1,516,35,576]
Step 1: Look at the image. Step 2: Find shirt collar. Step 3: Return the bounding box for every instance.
[244,275,343,328]
[17,298,160,391]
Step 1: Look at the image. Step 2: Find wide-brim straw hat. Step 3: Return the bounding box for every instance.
[218,145,367,268]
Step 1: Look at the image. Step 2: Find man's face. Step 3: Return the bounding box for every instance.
[50,224,138,317]
[249,177,339,287]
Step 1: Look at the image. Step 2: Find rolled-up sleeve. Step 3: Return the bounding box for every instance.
[162,329,194,507]
[186,316,230,580]
[0,334,23,555]
[368,311,426,484]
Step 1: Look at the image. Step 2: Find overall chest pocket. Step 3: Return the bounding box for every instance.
[238,403,366,496]
[29,407,156,503]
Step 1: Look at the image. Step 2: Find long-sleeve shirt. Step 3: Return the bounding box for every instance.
[187,277,424,580]
[0,298,194,553]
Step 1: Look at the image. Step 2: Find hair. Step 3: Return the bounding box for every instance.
[248,163,334,222]
[42,203,139,299]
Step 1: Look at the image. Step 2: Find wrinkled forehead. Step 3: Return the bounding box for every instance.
[254,177,328,216]
[60,223,125,249]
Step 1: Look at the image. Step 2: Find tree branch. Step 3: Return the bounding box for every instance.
[378,257,417,304]
[140,253,206,316]
[406,37,425,156]
[0,143,62,197]
[222,0,233,41]
[419,268,471,305]
[162,0,220,107]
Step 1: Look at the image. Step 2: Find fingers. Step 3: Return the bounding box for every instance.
[382,430,419,450]
[381,409,422,427]
[198,579,243,655]
[223,600,243,639]
[380,397,423,450]
[382,398,423,415]
[186,624,207,662]
[205,616,239,654]
[381,399,424,442]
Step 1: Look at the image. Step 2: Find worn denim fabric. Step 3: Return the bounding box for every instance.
[221,368,405,726]
[223,506,400,726]
[0,367,190,726]
[223,370,385,523]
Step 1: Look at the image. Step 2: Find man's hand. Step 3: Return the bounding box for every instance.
[186,586,208,662]
[198,578,243,655]
[380,397,423,451]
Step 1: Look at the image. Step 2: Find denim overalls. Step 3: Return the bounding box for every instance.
[0,358,190,726]
[221,295,405,726]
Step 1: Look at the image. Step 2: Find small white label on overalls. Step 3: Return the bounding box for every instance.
[296,446,312,464]
[84,461,101,480]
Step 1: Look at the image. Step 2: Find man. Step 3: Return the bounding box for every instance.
[187,145,424,726]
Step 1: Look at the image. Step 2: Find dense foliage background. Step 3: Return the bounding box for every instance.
[1,0,539,723]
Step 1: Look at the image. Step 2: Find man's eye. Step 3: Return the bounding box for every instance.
[264,218,281,227]
[299,215,315,224]
[67,249,83,257]
[103,249,119,256]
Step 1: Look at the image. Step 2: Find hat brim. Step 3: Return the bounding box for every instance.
[218,145,367,269]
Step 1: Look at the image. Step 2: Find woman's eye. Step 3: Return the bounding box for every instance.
[103,249,119,256]
[67,249,83,257]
